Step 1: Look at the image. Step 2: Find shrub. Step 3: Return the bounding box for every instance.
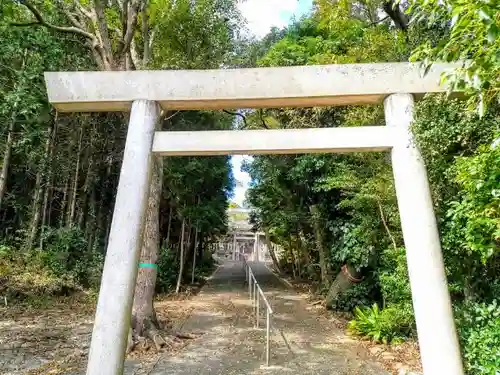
[41,226,102,287]
[451,142,500,263]
[156,245,178,293]
[0,244,79,298]
[379,247,412,305]
[329,222,375,270]
[0,226,103,299]
[156,244,216,293]
[329,278,378,312]
[194,248,216,279]
[455,301,500,375]
[348,303,414,344]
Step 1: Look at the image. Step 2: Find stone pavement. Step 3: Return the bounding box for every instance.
[147,261,389,375]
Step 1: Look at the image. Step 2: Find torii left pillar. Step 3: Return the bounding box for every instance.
[86,100,160,375]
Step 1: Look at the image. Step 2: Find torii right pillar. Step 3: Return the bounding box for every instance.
[385,93,463,375]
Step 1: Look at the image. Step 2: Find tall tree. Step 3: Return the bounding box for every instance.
[9,0,241,347]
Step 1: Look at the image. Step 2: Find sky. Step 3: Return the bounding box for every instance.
[231,0,313,207]
[237,0,313,38]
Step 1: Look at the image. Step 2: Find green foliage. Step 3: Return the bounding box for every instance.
[412,96,497,205]
[450,142,500,262]
[245,5,498,367]
[379,247,412,305]
[455,301,500,375]
[329,222,375,270]
[194,249,217,279]
[40,227,103,287]
[156,245,178,292]
[413,96,499,299]
[156,244,216,293]
[1,2,499,370]
[150,0,241,69]
[329,281,377,312]
[0,244,79,298]
[0,226,103,298]
[348,303,414,344]
[409,0,500,114]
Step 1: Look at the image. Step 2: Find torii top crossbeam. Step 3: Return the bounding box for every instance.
[44,62,457,112]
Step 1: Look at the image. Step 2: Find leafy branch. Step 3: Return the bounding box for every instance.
[11,0,95,40]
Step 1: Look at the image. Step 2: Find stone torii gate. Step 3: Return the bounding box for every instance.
[44,62,463,375]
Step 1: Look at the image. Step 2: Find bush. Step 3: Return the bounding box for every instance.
[348,303,414,344]
[379,247,412,305]
[451,142,500,263]
[329,278,378,312]
[194,248,217,279]
[156,245,216,293]
[156,245,178,293]
[0,244,79,298]
[329,222,375,270]
[456,301,500,375]
[41,226,103,287]
[0,226,103,298]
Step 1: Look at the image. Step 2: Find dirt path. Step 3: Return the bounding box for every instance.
[0,261,392,374]
[147,261,389,375]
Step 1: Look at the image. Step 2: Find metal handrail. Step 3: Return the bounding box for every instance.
[242,258,273,366]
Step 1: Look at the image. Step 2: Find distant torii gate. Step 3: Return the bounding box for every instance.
[44,62,464,375]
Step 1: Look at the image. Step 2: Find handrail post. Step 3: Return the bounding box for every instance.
[256,290,260,328]
[253,282,257,310]
[266,310,270,366]
[246,261,273,366]
[249,273,252,301]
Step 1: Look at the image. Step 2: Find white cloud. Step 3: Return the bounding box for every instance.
[231,155,252,207]
[238,0,299,38]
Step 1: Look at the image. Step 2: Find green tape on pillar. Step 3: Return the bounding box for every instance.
[139,263,157,269]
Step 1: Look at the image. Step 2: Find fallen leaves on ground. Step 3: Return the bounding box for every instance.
[301,290,422,375]
[0,289,203,375]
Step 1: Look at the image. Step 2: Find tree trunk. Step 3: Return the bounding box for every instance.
[175,218,186,294]
[86,187,97,253]
[39,119,57,249]
[191,227,199,284]
[40,182,50,249]
[382,0,408,31]
[293,241,302,277]
[309,205,329,285]
[102,158,114,249]
[298,226,311,265]
[263,229,281,272]
[377,199,398,251]
[165,204,173,247]
[130,155,162,346]
[185,221,192,261]
[197,233,204,260]
[25,124,52,250]
[287,238,297,279]
[0,51,26,210]
[79,125,96,228]
[0,118,15,210]
[59,177,69,228]
[325,264,363,308]
[68,126,84,227]
[95,182,107,251]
